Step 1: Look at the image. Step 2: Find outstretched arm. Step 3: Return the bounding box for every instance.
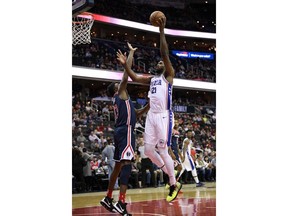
[135,103,150,118]
[157,17,175,83]
[118,42,137,97]
[117,50,152,84]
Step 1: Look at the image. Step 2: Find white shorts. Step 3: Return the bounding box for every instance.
[144,110,174,148]
[182,151,196,172]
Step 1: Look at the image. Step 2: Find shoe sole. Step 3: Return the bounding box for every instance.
[100,200,117,213]
[166,183,182,202]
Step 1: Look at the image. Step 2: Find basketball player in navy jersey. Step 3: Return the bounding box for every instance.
[169,118,183,180]
[116,17,182,202]
[100,43,149,216]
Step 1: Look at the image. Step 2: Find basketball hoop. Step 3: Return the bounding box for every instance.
[72,13,94,45]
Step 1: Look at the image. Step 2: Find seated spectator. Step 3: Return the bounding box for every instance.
[129,154,140,188]
[210,151,216,181]
[77,132,87,144]
[153,163,164,187]
[95,126,104,136]
[89,131,101,143]
[90,155,99,175]
[78,142,85,153]
[195,154,212,182]
[107,124,114,132]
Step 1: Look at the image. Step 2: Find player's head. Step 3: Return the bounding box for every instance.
[107,82,119,97]
[186,129,193,138]
[154,60,165,75]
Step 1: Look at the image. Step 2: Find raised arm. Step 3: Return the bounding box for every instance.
[157,17,175,83]
[118,42,137,98]
[117,50,152,84]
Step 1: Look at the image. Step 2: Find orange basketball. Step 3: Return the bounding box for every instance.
[149,11,166,27]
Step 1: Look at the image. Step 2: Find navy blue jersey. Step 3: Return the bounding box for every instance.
[113,93,136,128]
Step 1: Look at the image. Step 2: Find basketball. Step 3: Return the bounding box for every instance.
[149,11,166,27]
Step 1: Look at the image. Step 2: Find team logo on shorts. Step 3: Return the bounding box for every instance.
[158,139,165,148]
[126,152,131,157]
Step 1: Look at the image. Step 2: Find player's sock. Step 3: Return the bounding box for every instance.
[119,192,126,203]
[192,169,199,183]
[107,189,113,198]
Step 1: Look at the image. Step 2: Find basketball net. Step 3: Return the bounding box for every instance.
[72,13,94,45]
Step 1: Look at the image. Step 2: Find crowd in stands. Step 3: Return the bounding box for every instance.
[73,38,216,83]
[72,85,216,193]
[89,0,216,33]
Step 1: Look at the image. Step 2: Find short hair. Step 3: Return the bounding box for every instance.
[107,82,116,97]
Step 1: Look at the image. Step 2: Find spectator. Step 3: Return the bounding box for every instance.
[138,137,156,188]
[210,151,216,181]
[72,147,87,193]
[195,154,212,182]
[82,148,94,191]
[102,142,119,190]
[89,131,101,143]
[77,132,87,144]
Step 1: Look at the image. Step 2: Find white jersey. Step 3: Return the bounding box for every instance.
[148,74,172,112]
[183,138,193,156]
[182,138,196,171]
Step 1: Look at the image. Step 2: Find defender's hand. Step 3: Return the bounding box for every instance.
[116,49,127,65]
[127,42,137,52]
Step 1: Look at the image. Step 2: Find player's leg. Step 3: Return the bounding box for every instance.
[186,152,204,187]
[113,126,134,216]
[114,162,132,215]
[100,162,121,212]
[176,162,185,182]
[144,111,168,173]
[156,111,182,201]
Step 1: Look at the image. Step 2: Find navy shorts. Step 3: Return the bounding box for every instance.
[171,140,181,163]
[113,125,135,162]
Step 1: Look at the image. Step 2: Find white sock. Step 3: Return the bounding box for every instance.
[191,169,199,183]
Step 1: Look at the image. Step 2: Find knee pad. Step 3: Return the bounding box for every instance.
[120,164,132,186]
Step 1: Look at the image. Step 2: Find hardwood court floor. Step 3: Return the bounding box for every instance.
[72,182,216,216]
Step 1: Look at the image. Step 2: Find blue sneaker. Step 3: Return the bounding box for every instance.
[196,182,205,187]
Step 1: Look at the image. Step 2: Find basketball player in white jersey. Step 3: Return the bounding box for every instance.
[180,130,204,187]
[116,17,181,202]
